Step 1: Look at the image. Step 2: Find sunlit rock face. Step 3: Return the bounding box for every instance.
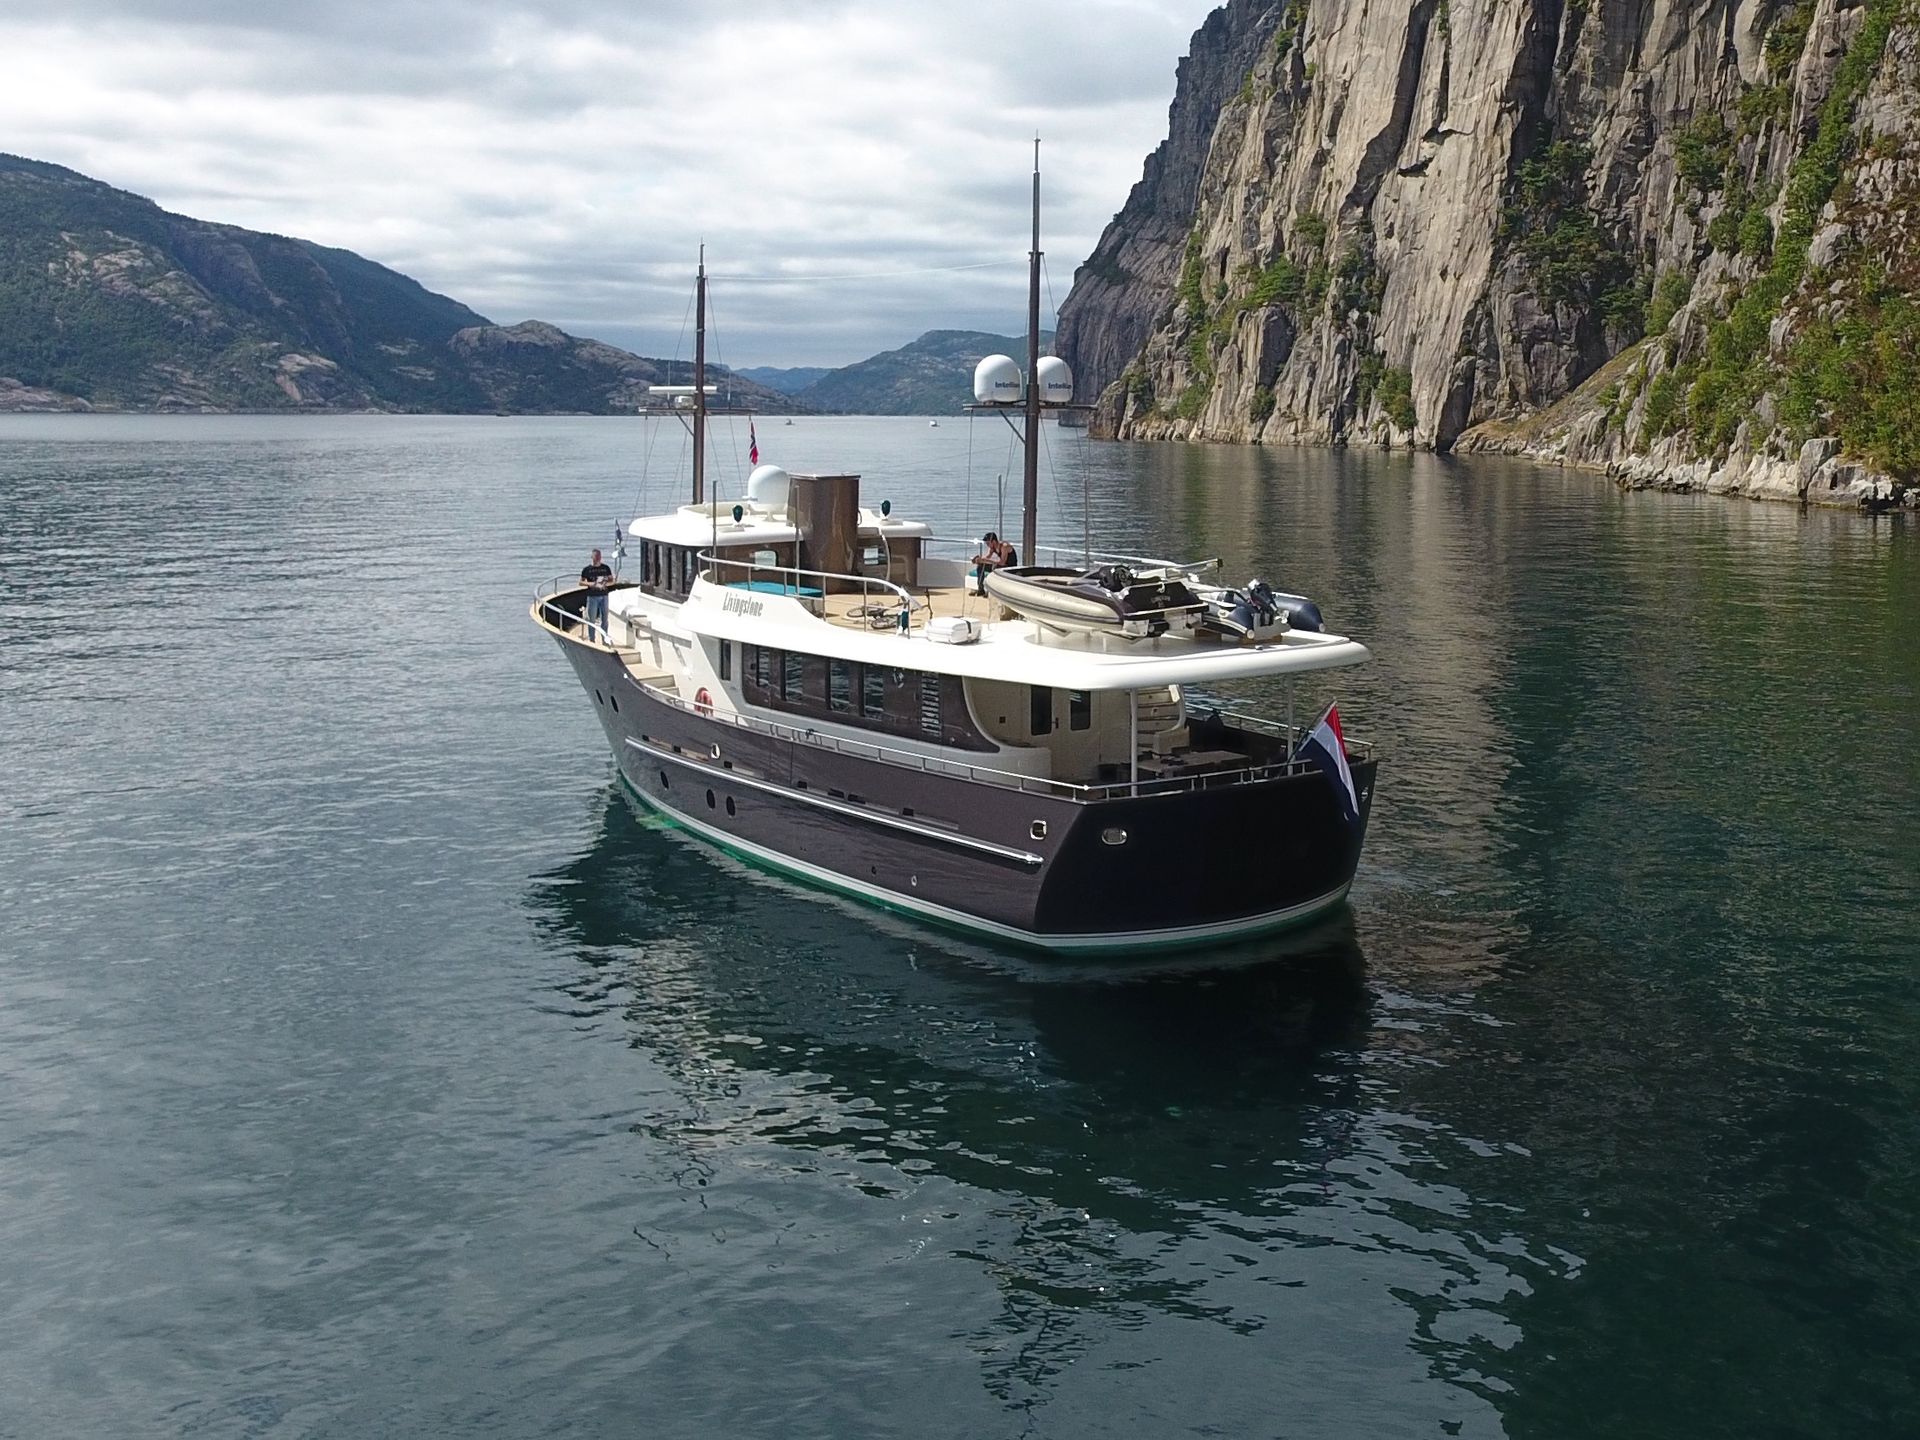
[1059,0,1920,507]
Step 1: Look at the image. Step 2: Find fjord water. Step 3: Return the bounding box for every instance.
[2,415,1916,1438]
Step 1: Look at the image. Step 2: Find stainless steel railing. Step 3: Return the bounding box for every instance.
[693,551,929,630]
[919,536,1212,574]
[622,675,1366,803]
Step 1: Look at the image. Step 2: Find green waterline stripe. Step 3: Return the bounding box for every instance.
[613,770,1345,956]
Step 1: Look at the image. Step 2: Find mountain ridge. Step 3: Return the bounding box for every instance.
[786,328,1054,414]
[0,154,803,415]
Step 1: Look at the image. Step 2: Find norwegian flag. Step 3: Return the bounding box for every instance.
[1298,702,1360,825]
[749,420,759,466]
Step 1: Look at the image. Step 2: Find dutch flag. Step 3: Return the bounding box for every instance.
[1299,702,1360,825]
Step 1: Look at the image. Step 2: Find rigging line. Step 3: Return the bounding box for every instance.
[706,284,742,499]
[707,258,1022,285]
[1041,253,1094,564]
[963,412,977,618]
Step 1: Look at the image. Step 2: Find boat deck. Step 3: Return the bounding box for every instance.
[821,582,991,631]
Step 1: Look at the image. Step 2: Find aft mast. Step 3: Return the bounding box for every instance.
[693,245,707,506]
[1022,140,1042,565]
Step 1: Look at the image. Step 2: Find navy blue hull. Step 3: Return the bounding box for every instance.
[556,638,1376,952]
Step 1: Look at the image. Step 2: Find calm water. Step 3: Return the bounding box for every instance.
[2,415,1916,1438]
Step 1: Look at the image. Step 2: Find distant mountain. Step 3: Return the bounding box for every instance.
[733,365,833,395]
[791,330,1053,415]
[0,154,803,415]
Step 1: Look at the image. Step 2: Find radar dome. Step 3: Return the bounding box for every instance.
[1035,356,1074,406]
[746,464,791,511]
[973,354,1024,406]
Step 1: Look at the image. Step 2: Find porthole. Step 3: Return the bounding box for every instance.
[706,789,716,809]
[1029,820,1048,840]
[1101,826,1128,846]
[609,694,618,712]
[660,770,669,788]
[595,690,603,706]
[710,743,722,760]
[725,797,736,816]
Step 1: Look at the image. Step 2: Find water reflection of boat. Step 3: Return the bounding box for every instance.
[531,785,1373,1099]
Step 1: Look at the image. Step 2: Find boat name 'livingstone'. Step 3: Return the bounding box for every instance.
[722,594,764,617]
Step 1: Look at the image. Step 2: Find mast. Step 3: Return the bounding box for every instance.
[693,244,707,506]
[1022,139,1041,565]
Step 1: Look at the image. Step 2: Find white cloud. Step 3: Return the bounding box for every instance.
[1,1,1219,365]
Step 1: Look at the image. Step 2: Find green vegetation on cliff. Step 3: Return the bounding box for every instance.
[1676,0,1903,462]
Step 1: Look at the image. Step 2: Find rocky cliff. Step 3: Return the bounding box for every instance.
[1057,0,1920,507]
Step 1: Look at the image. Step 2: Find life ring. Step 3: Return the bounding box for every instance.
[694,687,714,716]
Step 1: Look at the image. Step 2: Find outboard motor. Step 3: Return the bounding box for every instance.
[1094,564,1134,593]
[1221,578,1276,635]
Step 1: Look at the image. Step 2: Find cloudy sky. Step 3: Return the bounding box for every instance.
[3,1,1219,366]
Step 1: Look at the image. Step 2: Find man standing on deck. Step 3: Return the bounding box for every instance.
[580,548,614,641]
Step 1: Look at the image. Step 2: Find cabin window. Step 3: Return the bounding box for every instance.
[919,674,942,736]
[682,549,697,592]
[719,640,732,682]
[735,649,989,750]
[1069,690,1091,731]
[1029,686,1052,737]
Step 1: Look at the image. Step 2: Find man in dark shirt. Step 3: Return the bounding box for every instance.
[580,549,614,640]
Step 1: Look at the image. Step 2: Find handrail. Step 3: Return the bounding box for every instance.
[1191,705,1375,764]
[620,673,1367,802]
[694,550,927,630]
[921,536,1214,575]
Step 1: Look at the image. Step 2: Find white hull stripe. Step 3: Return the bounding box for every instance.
[620,773,1350,954]
[624,736,1045,867]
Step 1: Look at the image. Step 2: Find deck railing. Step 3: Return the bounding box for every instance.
[919,536,1212,575]
[693,551,929,631]
[622,675,1368,803]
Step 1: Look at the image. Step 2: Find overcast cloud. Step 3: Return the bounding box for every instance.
[2,1,1218,365]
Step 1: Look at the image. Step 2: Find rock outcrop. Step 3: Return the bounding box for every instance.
[1058,0,1920,508]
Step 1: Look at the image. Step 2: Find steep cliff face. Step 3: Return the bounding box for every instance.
[1053,0,1294,404]
[1060,0,1920,506]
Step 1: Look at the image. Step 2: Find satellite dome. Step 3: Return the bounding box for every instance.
[1035,356,1074,406]
[973,354,1024,406]
[746,464,791,511]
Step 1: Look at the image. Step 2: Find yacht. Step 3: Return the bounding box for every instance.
[532,153,1379,954]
